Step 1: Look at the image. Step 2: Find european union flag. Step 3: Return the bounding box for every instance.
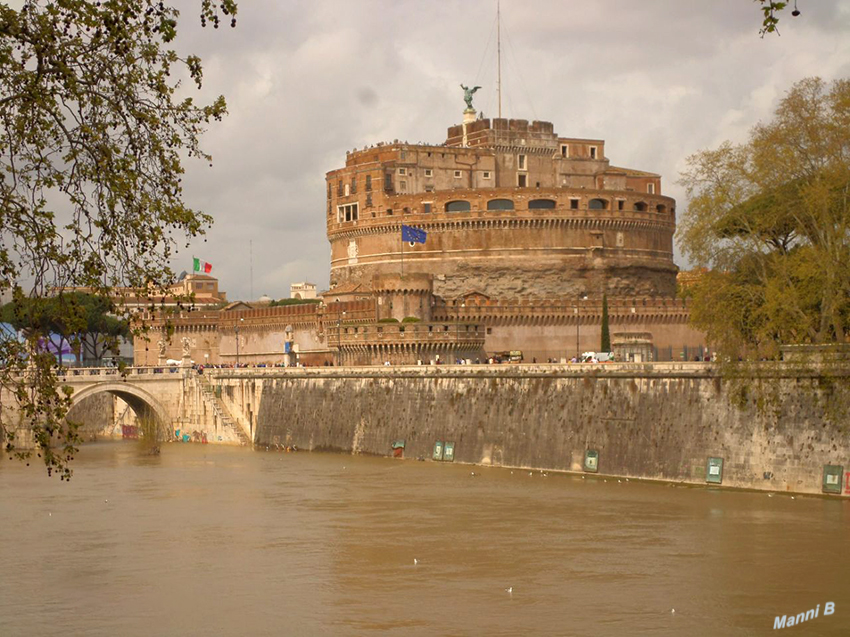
[401,225,427,244]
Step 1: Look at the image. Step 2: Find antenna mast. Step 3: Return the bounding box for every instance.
[497,0,502,118]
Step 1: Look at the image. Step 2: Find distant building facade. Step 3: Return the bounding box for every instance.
[290,282,317,300]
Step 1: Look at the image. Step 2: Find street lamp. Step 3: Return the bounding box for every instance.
[574,295,588,361]
[235,317,244,367]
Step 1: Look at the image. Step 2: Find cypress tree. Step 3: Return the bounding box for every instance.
[601,294,611,352]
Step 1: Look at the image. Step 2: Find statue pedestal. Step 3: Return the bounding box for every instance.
[462,108,476,146]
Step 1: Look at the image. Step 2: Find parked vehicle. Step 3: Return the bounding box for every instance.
[492,350,524,363]
[581,351,615,363]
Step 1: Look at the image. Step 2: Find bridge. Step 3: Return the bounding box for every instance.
[1,366,250,447]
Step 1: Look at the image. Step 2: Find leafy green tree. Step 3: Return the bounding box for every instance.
[677,77,850,359]
[600,294,610,353]
[0,1,238,480]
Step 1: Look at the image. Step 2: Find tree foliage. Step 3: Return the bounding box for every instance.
[677,77,850,359]
[757,1,803,37]
[0,1,237,479]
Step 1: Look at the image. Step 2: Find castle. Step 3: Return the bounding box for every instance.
[136,109,705,366]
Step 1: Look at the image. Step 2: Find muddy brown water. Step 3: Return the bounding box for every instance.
[1,442,847,636]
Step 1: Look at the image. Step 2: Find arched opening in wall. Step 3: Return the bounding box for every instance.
[529,199,556,209]
[68,385,169,443]
[589,198,608,210]
[445,200,471,212]
[294,293,302,299]
[486,199,514,211]
[67,383,171,449]
[634,201,648,212]
[656,204,667,214]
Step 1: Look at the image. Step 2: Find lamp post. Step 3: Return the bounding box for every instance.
[235,317,243,367]
[574,295,588,361]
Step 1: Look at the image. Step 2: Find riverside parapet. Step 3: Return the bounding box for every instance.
[208,362,850,496]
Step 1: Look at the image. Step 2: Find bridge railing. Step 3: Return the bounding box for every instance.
[58,366,185,378]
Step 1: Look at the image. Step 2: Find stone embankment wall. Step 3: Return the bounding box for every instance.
[210,364,849,496]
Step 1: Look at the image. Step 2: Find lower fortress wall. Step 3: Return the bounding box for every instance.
[212,364,850,496]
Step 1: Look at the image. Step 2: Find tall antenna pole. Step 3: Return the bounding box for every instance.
[497,0,502,118]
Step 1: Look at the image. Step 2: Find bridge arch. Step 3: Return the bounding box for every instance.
[70,382,172,430]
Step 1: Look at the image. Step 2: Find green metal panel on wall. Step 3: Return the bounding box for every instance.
[432,441,444,461]
[584,450,598,473]
[823,464,843,494]
[444,441,455,462]
[706,457,723,484]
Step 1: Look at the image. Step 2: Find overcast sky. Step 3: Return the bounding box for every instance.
[167,0,850,301]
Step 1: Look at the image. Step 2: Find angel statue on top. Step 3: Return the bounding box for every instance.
[460,84,481,110]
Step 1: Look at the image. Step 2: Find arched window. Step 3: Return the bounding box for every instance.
[528,199,556,209]
[445,200,471,212]
[634,201,648,212]
[656,204,666,214]
[487,199,514,211]
[589,198,608,210]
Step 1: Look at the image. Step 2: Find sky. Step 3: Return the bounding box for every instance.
[164,0,850,302]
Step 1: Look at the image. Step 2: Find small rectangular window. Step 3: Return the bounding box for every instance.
[647,183,655,194]
[337,203,359,222]
[424,169,433,177]
[560,144,569,158]
[617,199,624,211]
[400,150,406,160]
[518,174,527,187]
[589,146,597,159]
[482,171,491,179]
[384,172,393,191]
[454,170,462,178]
[386,208,393,216]
[399,180,407,192]
[337,181,343,196]
[398,168,406,176]
[350,177,356,194]
[518,154,527,170]
[423,202,432,214]
[570,199,579,210]
[365,175,372,191]
[366,193,372,207]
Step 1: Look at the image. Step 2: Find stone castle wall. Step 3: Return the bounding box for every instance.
[209,364,850,497]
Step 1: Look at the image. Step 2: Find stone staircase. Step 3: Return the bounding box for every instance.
[196,375,252,446]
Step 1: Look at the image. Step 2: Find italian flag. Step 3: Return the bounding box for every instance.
[193,257,212,274]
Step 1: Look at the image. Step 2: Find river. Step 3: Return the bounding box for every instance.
[0,441,847,636]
